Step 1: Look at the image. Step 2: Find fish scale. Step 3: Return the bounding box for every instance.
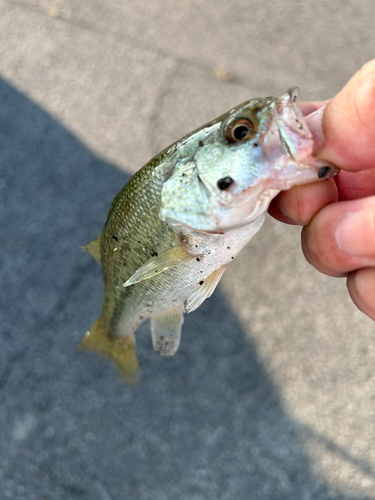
[81,88,338,384]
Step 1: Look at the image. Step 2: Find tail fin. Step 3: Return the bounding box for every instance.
[79,319,139,385]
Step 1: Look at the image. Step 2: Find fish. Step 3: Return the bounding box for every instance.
[80,88,338,384]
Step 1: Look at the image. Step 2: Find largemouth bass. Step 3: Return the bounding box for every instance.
[81,88,337,384]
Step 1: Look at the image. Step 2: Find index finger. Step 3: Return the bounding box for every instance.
[299,100,329,117]
[305,60,375,172]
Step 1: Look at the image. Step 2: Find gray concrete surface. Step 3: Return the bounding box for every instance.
[1,1,375,499]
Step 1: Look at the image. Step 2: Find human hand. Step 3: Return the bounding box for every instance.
[269,60,375,321]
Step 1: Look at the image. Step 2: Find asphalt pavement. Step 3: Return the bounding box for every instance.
[1,1,375,499]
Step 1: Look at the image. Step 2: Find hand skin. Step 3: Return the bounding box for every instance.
[268,60,375,321]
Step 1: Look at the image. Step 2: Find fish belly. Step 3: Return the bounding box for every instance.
[115,213,266,332]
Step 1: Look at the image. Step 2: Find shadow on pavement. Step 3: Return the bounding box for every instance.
[0,78,372,499]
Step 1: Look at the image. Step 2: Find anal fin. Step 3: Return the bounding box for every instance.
[185,265,227,313]
[150,305,184,357]
[79,319,139,385]
[82,234,102,265]
[123,244,194,287]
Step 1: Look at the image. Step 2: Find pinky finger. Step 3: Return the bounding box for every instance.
[347,268,375,321]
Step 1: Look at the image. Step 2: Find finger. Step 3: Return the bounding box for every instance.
[301,196,375,277]
[299,100,330,117]
[347,268,375,321]
[269,178,338,226]
[335,168,375,201]
[267,200,298,225]
[306,60,375,172]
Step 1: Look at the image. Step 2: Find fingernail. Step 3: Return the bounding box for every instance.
[304,105,326,154]
[335,209,375,258]
[279,212,298,225]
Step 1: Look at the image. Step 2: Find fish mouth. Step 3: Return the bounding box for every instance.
[268,87,339,186]
[273,87,312,161]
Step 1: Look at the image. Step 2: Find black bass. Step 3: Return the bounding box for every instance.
[81,88,337,384]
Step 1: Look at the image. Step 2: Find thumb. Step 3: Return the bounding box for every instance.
[306,60,375,172]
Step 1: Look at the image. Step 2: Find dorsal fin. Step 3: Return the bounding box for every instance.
[82,234,102,265]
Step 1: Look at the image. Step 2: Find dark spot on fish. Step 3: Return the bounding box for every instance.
[113,235,118,241]
[253,142,258,147]
[217,176,234,190]
[196,258,200,262]
[140,316,144,320]
[195,245,198,248]
[200,270,203,273]
[292,94,297,102]
[227,246,230,249]
[231,256,234,260]
[138,241,141,244]
[318,166,331,179]
[151,251,158,257]
[199,280,204,285]
[182,173,185,176]
[198,140,204,147]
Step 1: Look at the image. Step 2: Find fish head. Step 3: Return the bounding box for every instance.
[159,88,338,232]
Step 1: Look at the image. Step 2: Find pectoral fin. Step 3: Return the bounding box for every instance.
[79,319,139,385]
[150,305,184,356]
[185,266,227,313]
[123,244,193,287]
[82,234,102,265]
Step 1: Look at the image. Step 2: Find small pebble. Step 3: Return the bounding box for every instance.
[48,7,60,18]
[214,65,230,82]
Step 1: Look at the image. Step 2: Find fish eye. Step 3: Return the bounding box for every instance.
[224,117,255,143]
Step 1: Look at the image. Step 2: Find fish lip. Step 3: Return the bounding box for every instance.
[271,89,339,177]
[277,87,311,135]
[273,87,312,160]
